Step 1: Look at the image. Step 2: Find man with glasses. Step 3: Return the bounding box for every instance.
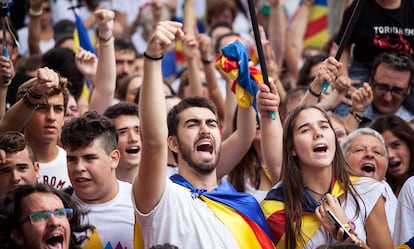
[346,51,414,129]
[0,183,93,249]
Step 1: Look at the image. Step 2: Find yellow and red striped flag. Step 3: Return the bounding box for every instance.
[303,0,328,48]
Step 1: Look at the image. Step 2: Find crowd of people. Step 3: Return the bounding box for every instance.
[0,0,414,248]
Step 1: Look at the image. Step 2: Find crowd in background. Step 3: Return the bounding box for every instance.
[0,0,414,248]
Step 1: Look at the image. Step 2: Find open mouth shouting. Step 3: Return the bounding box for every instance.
[45,230,66,249]
[313,143,328,153]
[195,139,214,160]
[388,159,403,176]
[125,146,140,154]
[360,163,376,178]
[389,160,401,169]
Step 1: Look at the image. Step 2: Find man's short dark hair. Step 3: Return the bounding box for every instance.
[61,111,118,154]
[208,21,233,37]
[167,96,217,137]
[370,51,414,87]
[0,131,35,163]
[103,102,139,120]
[0,183,94,249]
[166,96,218,163]
[114,35,138,56]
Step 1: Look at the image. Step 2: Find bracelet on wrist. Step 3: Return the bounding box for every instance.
[143,52,163,61]
[97,32,113,43]
[201,58,213,64]
[308,86,321,97]
[22,93,40,110]
[29,8,43,17]
[1,79,11,88]
[349,109,363,123]
[28,88,43,99]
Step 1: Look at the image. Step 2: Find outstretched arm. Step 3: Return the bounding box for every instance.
[27,0,43,55]
[134,21,184,214]
[216,103,256,178]
[0,54,15,119]
[181,33,202,97]
[300,56,341,105]
[0,67,59,132]
[198,34,225,121]
[88,9,116,113]
[344,82,373,132]
[268,0,286,70]
[258,81,283,183]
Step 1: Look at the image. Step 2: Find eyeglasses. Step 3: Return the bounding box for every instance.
[20,208,73,225]
[372,81,408,98]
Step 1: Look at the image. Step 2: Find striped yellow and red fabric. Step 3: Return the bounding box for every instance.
[303,0,329,48]
[170,174,275,249]
[215,40,264,111]
[262,176,361,248]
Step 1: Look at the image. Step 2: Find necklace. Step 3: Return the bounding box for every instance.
[305,186,330,196]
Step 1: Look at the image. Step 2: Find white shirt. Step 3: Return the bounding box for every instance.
[39,146,70,190]
[134,179,240,249]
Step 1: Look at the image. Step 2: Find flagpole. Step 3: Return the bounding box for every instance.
[321,0,366,93]
[1,1,10,84]
[247,0,276,120]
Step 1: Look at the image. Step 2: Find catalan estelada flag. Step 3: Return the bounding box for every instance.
[170,174,275,249]
[215,40,264,113]
[262,176,360,248]
[303,0,328,48]
[73,12,96,100]
[396,237,414,249]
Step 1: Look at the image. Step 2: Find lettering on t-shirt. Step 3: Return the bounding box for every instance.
[42,175,67,189]
[372,26,414,55]
[373,26,414,36]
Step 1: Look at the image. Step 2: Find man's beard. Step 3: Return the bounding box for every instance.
[178,139,219,175]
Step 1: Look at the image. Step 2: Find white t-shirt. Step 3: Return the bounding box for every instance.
[73,180,137,249]
[39,146,70,190]
[304,177,389,248]
[17,26,54,57]
[382,180,397,238]
[134,179,240,249]
[394,176,414,245]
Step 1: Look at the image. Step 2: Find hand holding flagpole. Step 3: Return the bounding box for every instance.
[321,0,366,94]
[247,0,276,120]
